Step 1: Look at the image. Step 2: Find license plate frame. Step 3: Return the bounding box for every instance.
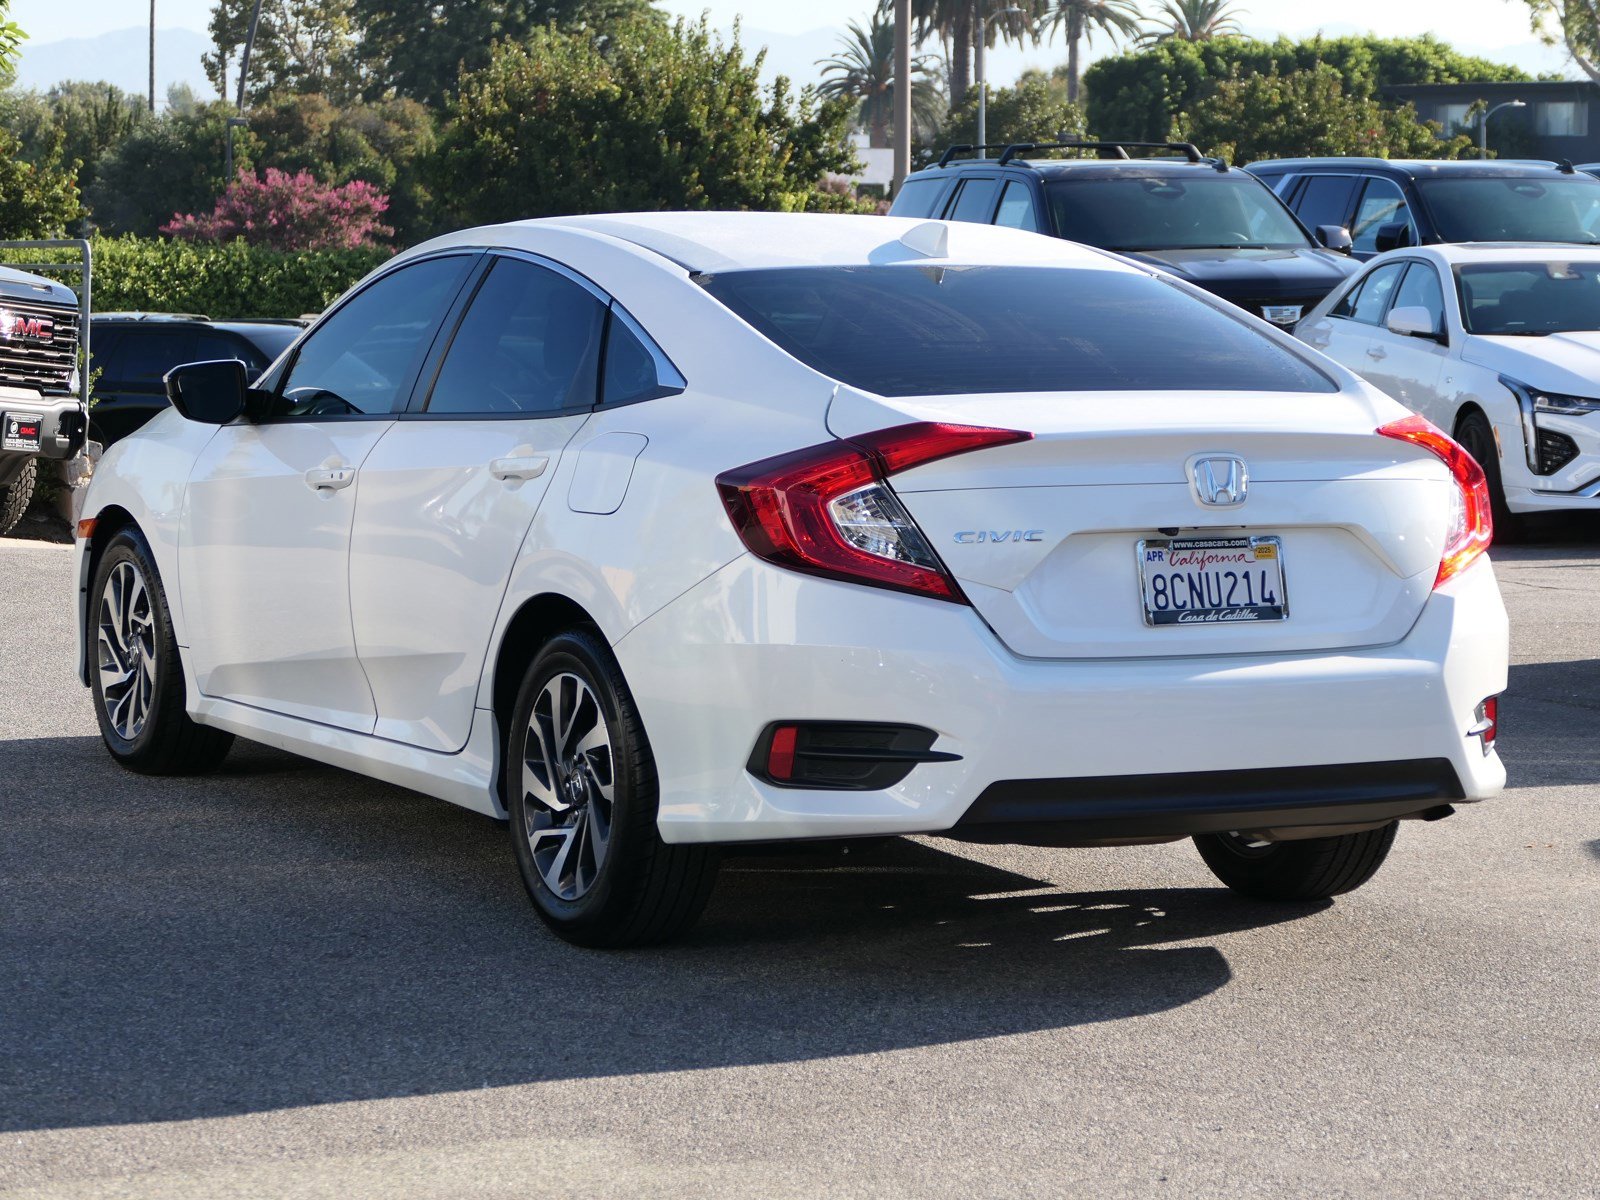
[1136,535,1289,627]
[2,411,43,454]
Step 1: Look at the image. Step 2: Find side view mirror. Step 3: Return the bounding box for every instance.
[1373,221,1413,254]
[165,359,248,425]
[1386,305,1443,341]
[1316,224,1353,253]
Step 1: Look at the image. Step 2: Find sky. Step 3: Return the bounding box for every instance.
[5,0,1575,89]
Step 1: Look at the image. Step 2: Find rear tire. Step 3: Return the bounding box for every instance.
[1193,824,1397,901]
[505,628,719,948]
[89,528,234,774]
[0,457,36,535]
[1455,409,1526,544]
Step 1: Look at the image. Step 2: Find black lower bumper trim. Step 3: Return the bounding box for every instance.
[948,758,1465,845]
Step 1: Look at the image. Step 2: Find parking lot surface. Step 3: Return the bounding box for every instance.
[1,534,1596,1199]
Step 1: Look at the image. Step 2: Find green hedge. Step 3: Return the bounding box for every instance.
[6,236,394,320]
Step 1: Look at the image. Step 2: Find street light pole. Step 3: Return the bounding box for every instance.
[976,5,1025,158]
[1479,99,1527,160]
[893,0,911,195]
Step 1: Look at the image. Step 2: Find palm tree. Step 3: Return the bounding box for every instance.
[148,0,157,112]
[818,6,946,149]
[1140,0,1246,45]
[1045,0,1143,105]
[913,0,1044,111]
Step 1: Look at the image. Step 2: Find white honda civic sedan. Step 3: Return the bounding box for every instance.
[74,213,1508,946]
[1297,243,1600,536]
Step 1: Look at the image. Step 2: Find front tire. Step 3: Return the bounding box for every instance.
[1455,409,1526,544]
[506,628,719,947]
[90,528,233,774]
[0,457,36,535]
[1193,824,1397,901]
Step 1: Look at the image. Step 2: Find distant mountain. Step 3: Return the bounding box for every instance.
[12,27,213,103]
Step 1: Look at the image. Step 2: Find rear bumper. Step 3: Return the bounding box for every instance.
[615,554,1509,845]
[950,759,1461,845]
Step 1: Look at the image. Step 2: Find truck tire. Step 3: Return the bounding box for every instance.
[0,457,36,536]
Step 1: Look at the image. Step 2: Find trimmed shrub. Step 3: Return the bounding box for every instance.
[6,236,392,319]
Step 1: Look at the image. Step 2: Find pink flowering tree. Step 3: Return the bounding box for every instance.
[162,168,394,251]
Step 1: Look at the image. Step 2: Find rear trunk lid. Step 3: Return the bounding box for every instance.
[828,386,1450,660]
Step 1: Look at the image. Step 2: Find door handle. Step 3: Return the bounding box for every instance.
[490,455,549,482]
[305,466,355,492]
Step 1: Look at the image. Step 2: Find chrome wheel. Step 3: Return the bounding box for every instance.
[97,560,156,740]
[521,672,615,901]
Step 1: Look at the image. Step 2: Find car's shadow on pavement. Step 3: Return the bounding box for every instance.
[2,736,1324,1133]
[1503,659,1600,787]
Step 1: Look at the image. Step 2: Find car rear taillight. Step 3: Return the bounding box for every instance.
[1377,415,1493,588]
[1469,695,1499,755]
[716,422,1031,602]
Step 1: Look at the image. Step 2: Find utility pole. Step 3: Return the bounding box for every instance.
[227,0,266,180]
[893,0,911,196]
[148,0,156,113]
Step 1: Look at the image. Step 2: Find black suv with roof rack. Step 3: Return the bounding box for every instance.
[890,139,1360,329]
[1246,158,1600,261]
[89,313,307,445]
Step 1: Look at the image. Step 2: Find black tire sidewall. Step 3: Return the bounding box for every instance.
[90,531,178,761]
[505,631,651,934]
[1456,410,1521,541]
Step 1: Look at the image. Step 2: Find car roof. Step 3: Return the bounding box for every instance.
[1246,158,1586,180]
[1383,242,1600,266]
[532,211,1129,274]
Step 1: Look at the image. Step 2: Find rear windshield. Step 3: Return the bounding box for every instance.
[698,265,1336,396]
[1456,261,1600,335]
[1417,177,1600,244]
[1046,173,1311,251]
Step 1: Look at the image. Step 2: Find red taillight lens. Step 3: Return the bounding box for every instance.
[1377,415,1494,588]
[715,422,1031,602]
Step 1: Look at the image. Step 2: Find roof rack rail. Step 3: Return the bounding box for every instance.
[996,140,1206,166]
[936,143,1016,168]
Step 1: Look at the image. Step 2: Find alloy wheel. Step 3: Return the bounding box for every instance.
[97,560,157,740]
[521,672,616,901]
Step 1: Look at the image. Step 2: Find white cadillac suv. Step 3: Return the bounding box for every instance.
[74,213,1509,946]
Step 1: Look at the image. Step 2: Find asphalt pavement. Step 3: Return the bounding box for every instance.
[0,530,1596,1198]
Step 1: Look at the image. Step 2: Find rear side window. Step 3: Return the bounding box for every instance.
[949,178,1001,223]
[890,177,949,219]
[1294,175,1361,232]
[104,329,198,388]
[994,181,1040,232]
[699,265,1335,397]
[426,257,606,416]
[601,308,684,406]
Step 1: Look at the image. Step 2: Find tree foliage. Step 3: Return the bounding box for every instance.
[0,124,84,237]
[87,102,262,236]
[1,81,150,198]
[249,93,436,241]
[1522,0,1600,84]
[1045,0,1142,104]
[430,18,859,227]
[1182,65,1475,163]
[817,4,945,148]
[1085,34,1534,143]
[162,166,393,250]
[205,0,365,105]
[922,73,1087,162]
[1140,0,1246,46]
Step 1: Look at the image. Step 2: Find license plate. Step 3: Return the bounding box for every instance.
[2,412,42,453]
[1137,536,1288,626]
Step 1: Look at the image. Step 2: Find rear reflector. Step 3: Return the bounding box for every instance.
[748,722,962,790]
[767,725,798,781]
[716,423,1030,602]
[1469,696,1499,755]
[1377,415,1493,588]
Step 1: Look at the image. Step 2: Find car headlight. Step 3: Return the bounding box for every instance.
[1500,376,1592,475]
[1500,376,1600,415]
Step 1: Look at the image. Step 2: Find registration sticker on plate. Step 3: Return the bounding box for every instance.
[1136,535,1288,626]
[2,412,42,453]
